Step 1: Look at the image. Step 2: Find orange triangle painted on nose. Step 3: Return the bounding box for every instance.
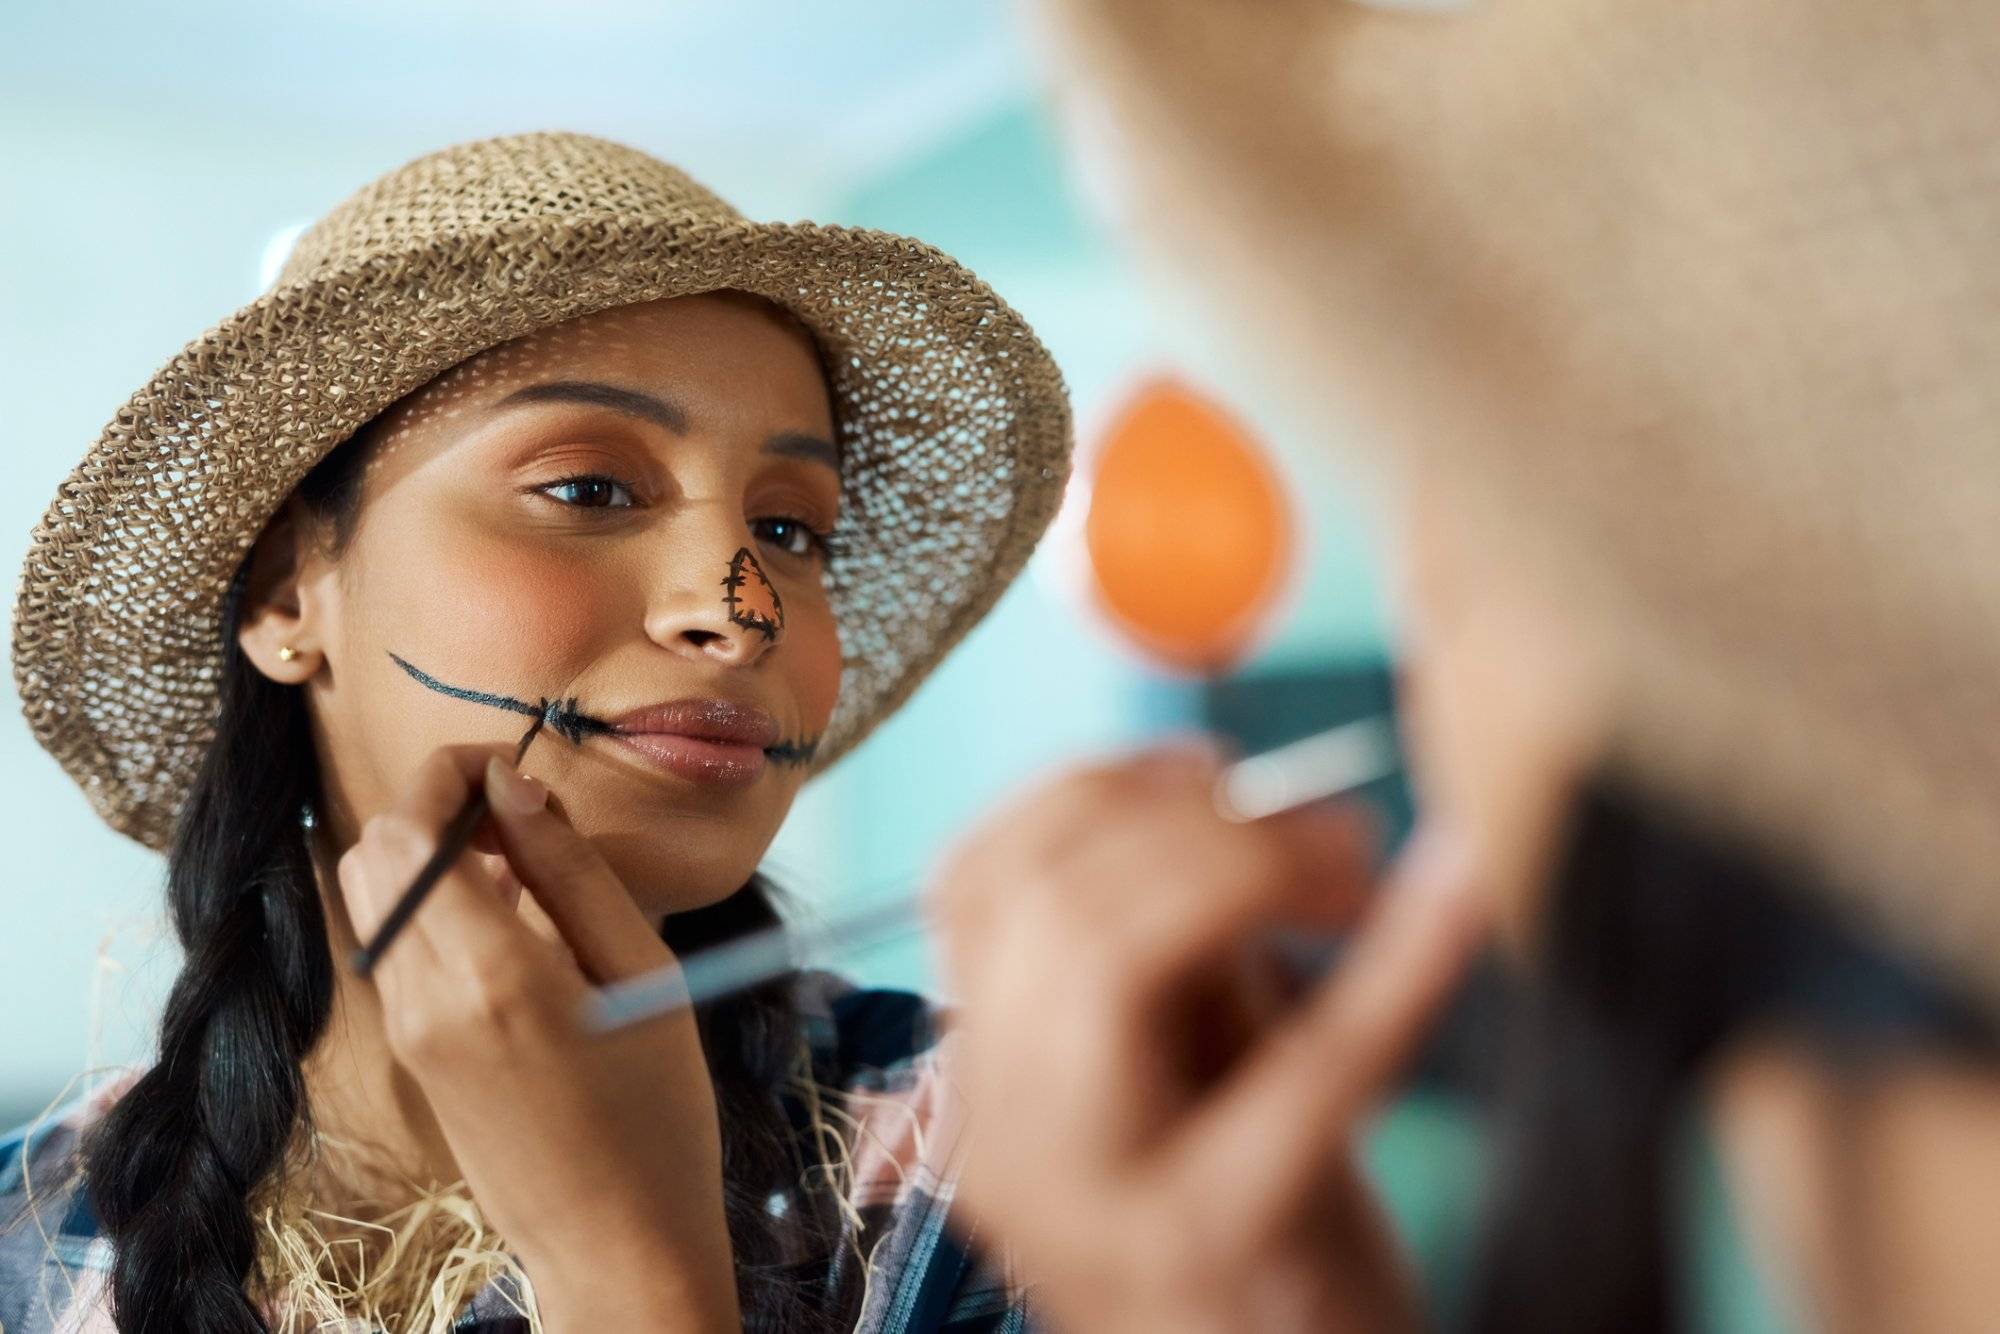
[722,547,784,641]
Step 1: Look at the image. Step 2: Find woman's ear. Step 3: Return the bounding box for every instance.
[235,495,329,683]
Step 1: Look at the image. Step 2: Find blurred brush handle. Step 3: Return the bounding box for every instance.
[577,715,1400,1035]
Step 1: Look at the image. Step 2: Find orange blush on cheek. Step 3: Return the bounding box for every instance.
[784,603,844,733]
[448,547,608,672]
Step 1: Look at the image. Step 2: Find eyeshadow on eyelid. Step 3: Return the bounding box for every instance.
[508,436,652,483]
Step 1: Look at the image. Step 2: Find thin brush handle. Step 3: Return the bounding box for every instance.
[578,715,1400,1035]
[350,714,547,978]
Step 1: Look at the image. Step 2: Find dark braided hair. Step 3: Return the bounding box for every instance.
[75,414,866,1332]
[74,439,351,1333]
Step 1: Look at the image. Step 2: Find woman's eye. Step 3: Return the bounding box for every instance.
[752,516,829,560]
[537,473,636,510]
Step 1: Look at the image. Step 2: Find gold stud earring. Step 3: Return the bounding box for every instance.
[278,644,300,662]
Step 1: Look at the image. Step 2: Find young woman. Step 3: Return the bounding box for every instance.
[0,131,1071,1334]
[929,1,2000,1331]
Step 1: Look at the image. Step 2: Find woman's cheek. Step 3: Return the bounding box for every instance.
[441,545,605,672]
[788,599,843,731]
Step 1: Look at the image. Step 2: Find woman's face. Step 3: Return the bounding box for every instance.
[243,290,844,919]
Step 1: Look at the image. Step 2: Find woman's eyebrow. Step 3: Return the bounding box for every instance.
[490,379,840,472]
[765,430,840,474]
[491,379,689,434]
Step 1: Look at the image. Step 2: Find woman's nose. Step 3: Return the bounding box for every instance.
[648,543,785,668]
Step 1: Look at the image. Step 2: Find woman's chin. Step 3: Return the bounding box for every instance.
[594,841,769,918]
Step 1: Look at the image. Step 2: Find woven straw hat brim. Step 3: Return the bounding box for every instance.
[13,137,1073,855]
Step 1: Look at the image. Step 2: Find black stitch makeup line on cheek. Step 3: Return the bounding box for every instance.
[390,650,819,764]
[387,650,619,745]
[766,734,821,767]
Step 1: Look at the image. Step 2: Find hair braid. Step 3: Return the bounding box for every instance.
[79,629,335,1332]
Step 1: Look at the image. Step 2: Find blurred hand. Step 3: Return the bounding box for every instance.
[335,743,737,1330]
[926,739,1490,1334]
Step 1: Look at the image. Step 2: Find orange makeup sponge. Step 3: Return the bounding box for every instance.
[1083,376,1295,672]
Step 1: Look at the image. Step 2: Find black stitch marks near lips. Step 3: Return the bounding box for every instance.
[389,650,819,764]
[765,734,822,767]
[721,546,784,642]
[387,651,618,747]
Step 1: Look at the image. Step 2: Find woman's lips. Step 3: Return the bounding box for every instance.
[606,698,779,788]
[610,731,767,787]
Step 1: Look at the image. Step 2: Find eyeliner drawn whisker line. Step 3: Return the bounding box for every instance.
[388,650,617,747]
[388,651,543,720]
[766,734,821,766]
[387,646,813,758]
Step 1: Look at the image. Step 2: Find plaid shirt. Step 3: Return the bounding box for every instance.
[0,970,1034,1333]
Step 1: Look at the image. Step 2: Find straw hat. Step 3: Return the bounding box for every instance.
[12,130,1072,854]
[1029,0,2000,1018]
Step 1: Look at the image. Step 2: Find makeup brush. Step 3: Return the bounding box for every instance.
[349,709,551,978]
[575,713,1400,1035]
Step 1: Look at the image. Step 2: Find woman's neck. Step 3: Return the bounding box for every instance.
[299,827,465,1211]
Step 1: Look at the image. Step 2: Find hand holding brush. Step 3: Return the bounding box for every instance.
[332,738,743,1327]
[349,706,551,978]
